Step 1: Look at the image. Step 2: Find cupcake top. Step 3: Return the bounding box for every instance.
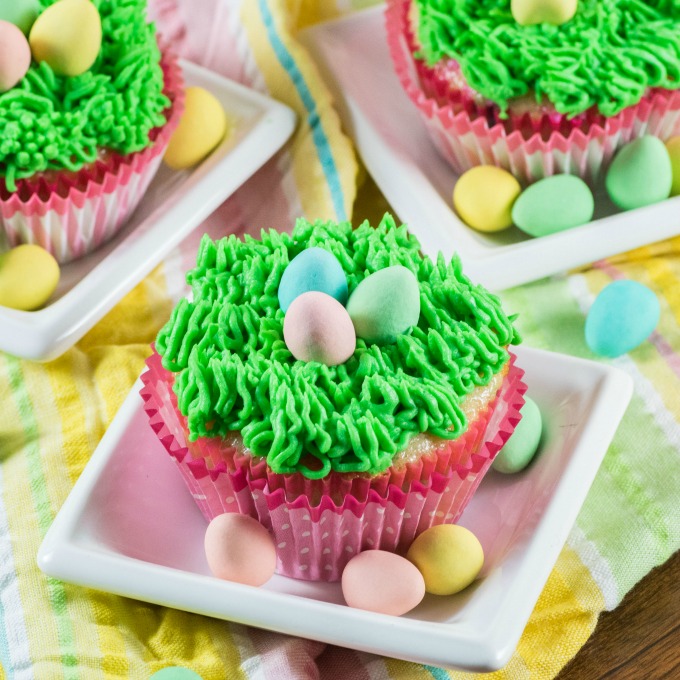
[413,0,680,118]
[0,0,169,191]
[156,215,520,479]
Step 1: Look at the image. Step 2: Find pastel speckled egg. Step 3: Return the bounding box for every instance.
[278,247,348,313]
[512,175,594,237]
[164,86,228,170]
[511,0,577,26]
[0,0,40,35]
[605,137,672,210]
[585,280,660,358]
[453,166,521,233]
[283,291,356,365]
[0,245,60,311]
[406,525,484,596]
[342,550,425,616]
[346,265,420,345]
[492,396,543,474]
[204,514,276,587]
[29,0,102,77]
[664,136,680,197]
[0,21,31,92]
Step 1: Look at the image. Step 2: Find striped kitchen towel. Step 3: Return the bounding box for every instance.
[0,1,677,678]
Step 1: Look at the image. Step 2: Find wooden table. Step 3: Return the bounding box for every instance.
[557,550,680,679]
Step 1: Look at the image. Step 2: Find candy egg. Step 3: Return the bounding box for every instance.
[492,396,543,474]
[29,0,102,77]
[346,265,420,345]
[164,86,229,170]
[585,280,660,358]
[283,291,356,365]
[406,525,484,596]
[605,137,672,210]
[0,0,40,35]
[278,247,348,313]
[204,514,276,587]
[453,166,521,232]
[512,175,594,237]
[664,137,680,197]
[341,550,425,616]
[0,245,60,311]
[511,0,577,26]
[0,21,31,92]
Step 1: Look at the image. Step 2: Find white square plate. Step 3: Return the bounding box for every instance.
[38,346,632,672]
[300,8,680,291]
[0,61,295,362]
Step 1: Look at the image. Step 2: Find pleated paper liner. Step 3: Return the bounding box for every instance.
[141,349,526,581]
[385,0,680,184]
[0,47,185,263]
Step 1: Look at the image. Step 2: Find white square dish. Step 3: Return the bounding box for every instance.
[0,61,296,362]
[37,346,632,672]
[300,8,680,291]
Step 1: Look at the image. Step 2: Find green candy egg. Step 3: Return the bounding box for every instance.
[492,396,542,474]
[0,0,40,34]
[346,265,420,345]
[512,175,594,237]
[605,137,672,211]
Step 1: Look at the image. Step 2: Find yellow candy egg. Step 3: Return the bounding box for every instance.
[453,166,521,232]
[406,524,484,596]
[665,137,680,197]
[511,0,577,27]
[164,86,229,170]
[0,245,60,311]
[29,0,102,77]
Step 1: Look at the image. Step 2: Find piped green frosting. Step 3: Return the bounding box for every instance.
[156,215,520,479]
[0,0,169,191]
[413,0,680,117]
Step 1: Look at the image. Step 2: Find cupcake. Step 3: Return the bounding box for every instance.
[140,214,526,581]
[386,0,680,183]
[0,0,184,263]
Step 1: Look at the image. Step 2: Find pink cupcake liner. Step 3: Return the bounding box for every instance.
[0,49,185,263]
[385,0,680,184]
[140,349,526,582]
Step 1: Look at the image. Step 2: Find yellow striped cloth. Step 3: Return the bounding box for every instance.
[0,1,678,678]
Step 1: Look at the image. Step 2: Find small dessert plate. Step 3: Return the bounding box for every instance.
[0,61,296,362]
[38,346,632,672]
[300,8,680,291]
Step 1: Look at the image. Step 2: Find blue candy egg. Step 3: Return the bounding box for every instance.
[278,247,348,313]
[585,280,660,358]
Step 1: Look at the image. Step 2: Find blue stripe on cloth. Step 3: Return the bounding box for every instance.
[257,0,347,221]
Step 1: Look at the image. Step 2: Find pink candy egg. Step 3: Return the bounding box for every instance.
[0,21,31,92]
[204,514,277,587]
[342,550,426,616]
[283,290,356,366]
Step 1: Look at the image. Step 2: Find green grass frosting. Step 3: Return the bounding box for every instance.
[413,0,680,117]
[156,215,520,479]
[0,0,169,191]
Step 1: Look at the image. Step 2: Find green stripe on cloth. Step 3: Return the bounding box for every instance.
[5,357,80,678]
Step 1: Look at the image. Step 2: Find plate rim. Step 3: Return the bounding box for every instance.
[37,346,633,671]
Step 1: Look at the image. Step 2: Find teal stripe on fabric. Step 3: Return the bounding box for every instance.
[257,0,347,220]
[424,665,451,680]
[6,357,80,679]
